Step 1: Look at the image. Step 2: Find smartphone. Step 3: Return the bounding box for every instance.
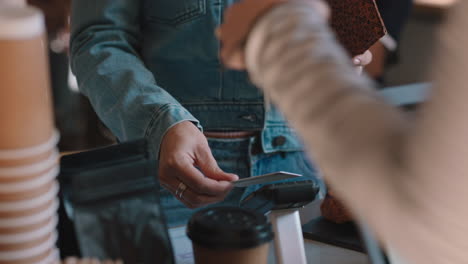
[327,0,387,56]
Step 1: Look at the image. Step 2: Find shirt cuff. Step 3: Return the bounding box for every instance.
[145,104,202,159]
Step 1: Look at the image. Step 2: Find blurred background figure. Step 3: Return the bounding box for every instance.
[217,0,468,263]
[25,0,109,257]
[27,0,115,152]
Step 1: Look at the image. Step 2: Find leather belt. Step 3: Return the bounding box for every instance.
[203,131,258,139]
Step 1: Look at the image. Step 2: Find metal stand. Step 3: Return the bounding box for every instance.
[240,179,320,264]
[270,209,307,264]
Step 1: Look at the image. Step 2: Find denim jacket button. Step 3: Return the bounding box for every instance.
[272,136,287,147]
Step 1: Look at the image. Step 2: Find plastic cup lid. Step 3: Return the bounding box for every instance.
[187,206,274,249]
[0,5,44,40]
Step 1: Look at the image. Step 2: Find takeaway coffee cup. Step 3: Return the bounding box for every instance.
[0,150,59,181]
[0,131,59,167]
[0,5,55,149]
[0,232,57,264]
[0,199,58,229]
[0,0,26,7]
[187,207,274,264]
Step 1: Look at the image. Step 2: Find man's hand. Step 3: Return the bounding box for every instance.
[159,121,238,208]
[216,0,329,70]
[216,0,371,71]
[354,50,373,75]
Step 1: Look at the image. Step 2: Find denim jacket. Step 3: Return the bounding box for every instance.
[70,0,303,157]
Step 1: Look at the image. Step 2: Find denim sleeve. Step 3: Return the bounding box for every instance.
[70,0,201,158]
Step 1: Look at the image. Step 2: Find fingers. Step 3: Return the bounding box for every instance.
[162,179,227,209]
[215,1,249,69]
[158,121,237,208]
[160,170,230,209]
[217,26,246,69]
[353,50,372,75]
[355,66,363,75]
[353,50,373,67]
[177,159,234,196]
[224,50,246,70]
[159,150,235,208]
[181,187,226,208]
[309,0,330,20]
[196,146,239,182]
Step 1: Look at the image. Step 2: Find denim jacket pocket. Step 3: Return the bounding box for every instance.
[261,125,303,153]
[261,102,303,153]
[144,0,206,26]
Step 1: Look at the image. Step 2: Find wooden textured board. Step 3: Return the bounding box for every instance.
[327,0,387,56]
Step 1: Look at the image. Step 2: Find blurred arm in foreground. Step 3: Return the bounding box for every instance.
[218,1,468,263]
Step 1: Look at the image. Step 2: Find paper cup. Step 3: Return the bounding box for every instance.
[0,216,52,235]
[0,150,53,170]
[0,181,58,212]
[192,243,270,264]
[0,133,58,168]
[0,150,59,179]
[0,6,54,149]
[0,232,52,251]
[0,199,58,228]
[0,216,57,244]
[0,131,59,160]
[0,249,54,264]
[0,199,55,218]
[0,231,57,261]
[0,166,58,194]
[0,131,59,167]
[0,180,55,202]
[0,165,58,195]
[37,249,59,264]
[0,0,26,7]
[187,207,273,264]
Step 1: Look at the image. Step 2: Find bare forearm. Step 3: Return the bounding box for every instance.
[244,2,468,263]
[245,2,409,224]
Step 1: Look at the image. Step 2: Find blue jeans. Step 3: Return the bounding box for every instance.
[160,136,323,227]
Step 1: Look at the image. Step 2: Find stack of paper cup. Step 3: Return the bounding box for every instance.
[0,5,60,264]
[0,0,27,7]
[61,258,123,264]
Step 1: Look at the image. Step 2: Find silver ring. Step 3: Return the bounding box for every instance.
[175,182,187,199]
